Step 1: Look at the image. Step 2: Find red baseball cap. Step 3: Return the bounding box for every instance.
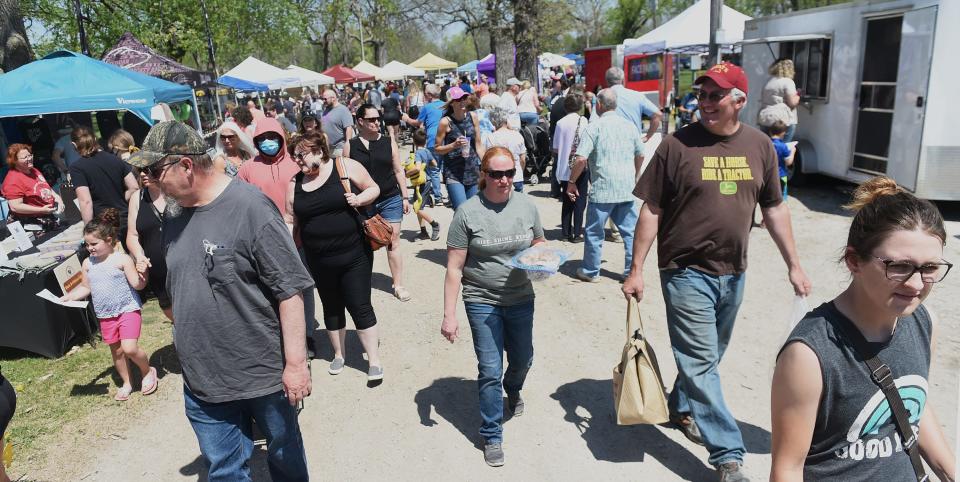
[695,62,748,93]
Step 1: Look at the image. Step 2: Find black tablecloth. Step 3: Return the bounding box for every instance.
[0,257,97,359]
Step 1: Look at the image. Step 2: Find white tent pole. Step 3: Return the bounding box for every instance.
[191,90,203,134]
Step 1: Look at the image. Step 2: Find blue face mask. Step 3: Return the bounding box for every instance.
[258,139,281,156]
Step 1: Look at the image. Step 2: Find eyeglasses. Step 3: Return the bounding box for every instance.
[485,168,517,180]
[220,134,236,140]
[17,153,33,160]
[362,116,381,122]
[696,90,730,104]
[871,256,953,283]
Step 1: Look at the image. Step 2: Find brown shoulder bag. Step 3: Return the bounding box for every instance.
[334,157,393,251]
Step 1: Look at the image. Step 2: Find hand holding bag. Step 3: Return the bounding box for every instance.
[334,157,393,251]
[612,298,670,425]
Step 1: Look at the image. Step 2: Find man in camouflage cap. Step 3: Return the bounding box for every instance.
[129,121,314,480]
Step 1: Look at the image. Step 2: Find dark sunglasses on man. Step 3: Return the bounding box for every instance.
[145,152,208,179]
[696,89,731,104]
[485,168,517,180]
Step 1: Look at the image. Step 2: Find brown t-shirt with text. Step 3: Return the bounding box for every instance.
[633,122,782,275]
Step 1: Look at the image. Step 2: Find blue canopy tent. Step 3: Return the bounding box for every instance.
[563,53,584,66]
[0,50,197,126]
[457,59,479,72]
[217,75,269,92]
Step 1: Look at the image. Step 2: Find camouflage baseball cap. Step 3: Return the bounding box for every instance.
[127,120,211,168]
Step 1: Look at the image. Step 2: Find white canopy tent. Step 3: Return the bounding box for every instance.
[353,61,386,80]
[539,52,575,68]
[380,60,425,80]
[623,0,752,55]
[221,56,303,90]
[285,65,335,88]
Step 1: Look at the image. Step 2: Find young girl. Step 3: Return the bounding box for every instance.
[405,130,441,241]
[771,177,955,481]
[63,209,158,401]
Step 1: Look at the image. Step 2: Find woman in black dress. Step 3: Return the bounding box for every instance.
[126,169,172,321]
[284,131,385,383]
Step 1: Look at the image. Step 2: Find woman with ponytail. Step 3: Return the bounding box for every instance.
[771,177,955,481]
[62,208,158,402]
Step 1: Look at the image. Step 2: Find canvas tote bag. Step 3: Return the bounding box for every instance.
[612,298,670,425]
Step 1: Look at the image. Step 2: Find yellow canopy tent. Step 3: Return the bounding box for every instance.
[409,52,457,71]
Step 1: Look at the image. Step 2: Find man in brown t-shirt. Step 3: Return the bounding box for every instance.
[624,63,812,482]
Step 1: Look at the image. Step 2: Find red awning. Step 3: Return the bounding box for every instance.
[320,64,376,83]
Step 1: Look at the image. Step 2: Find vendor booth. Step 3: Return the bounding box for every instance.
[409,53,457,72]
[284,65,335,90]
[380,61,425,81]
[352,61,385,81]
[219,56,302,90]
[0,50,197,357]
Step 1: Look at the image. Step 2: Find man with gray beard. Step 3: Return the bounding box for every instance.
[127,121,314,481]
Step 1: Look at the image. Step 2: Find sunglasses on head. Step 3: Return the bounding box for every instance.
[696,89,730,103]
[485,168,517,180]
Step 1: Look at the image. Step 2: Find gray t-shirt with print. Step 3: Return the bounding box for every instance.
[447,192,544,306]
[163,180,314,403]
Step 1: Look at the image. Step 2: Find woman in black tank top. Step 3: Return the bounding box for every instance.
[284,131,387,383]
[771,177,955,481]
[125,171,172,319]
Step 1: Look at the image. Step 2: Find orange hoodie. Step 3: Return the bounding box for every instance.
[237,118,300,216]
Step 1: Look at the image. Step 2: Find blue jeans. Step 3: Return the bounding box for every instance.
[660,268,746,467]
[783,124,796,143]
[427,148,442,202]
[183,385,309,482]
[446,182,478,210]
[581,200,638,278]
[519,112,539,127]
[464,301,535,444]
[368,194,404,223]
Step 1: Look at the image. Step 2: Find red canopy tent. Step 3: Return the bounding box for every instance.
[321,64,375,83]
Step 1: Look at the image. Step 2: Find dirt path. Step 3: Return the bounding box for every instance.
[26,179,960,481]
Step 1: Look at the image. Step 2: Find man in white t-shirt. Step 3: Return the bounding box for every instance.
[497,78,522,129]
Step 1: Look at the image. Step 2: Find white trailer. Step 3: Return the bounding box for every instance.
[741,0,959,200]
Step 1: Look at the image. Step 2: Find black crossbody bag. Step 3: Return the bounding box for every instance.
[833,315,928,481]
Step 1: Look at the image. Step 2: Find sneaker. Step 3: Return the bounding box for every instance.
[417,229,430,240]
[483,443,505,467]
[367,365,384,381]
[575,268,598,283]
[507,392,524,417]
[606,232,622,243]
[718,461,749,482]
[430,222,441,241]
[670,413,704,446]
[328,357,345,375]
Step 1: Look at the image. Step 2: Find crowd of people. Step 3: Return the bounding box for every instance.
[0,59,955,482]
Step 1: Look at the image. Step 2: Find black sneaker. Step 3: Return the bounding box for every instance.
[417,229,430,240]
[670,413,704,446]
[507,392,524,417]
[483,443,504,467]
[430,221,441,241]
[718,461,749,482]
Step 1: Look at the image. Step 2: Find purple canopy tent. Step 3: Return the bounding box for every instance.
[102,32,214,89]
[476,49,518,86]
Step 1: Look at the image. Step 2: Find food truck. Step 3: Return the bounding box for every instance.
[741,0,959,200]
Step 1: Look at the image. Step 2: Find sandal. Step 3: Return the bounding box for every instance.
[393,286,411,302]
[115,385,132,402]
[141,367,159,396]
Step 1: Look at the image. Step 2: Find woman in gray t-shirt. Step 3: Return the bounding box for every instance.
[441,147,544,467]
[771,176,955,481]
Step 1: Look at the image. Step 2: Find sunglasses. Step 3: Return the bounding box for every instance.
[485,168,517,180]
[362,116,381,122]
[696,90,730,103]
[146,152,208,179]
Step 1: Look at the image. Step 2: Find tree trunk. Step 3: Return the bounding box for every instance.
[0,0,35,72]
[512,0,538,85]
[487,0,512,89]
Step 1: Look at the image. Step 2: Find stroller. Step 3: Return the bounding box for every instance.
[519,119,552,185]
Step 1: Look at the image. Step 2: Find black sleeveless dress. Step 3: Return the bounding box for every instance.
[441,113,481,186]
[293,170,365,258]
[136,189,169,308]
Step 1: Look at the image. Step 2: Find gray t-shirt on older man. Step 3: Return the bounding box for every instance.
[322,104,355,151]
[447,192,544,306]
[163,180,314,403]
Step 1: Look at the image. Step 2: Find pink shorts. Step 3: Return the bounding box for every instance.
[99,310,142,344]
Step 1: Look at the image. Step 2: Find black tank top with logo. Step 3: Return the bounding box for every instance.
[780,301,931,481]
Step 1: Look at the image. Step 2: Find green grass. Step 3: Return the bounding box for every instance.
[1,300,173,468]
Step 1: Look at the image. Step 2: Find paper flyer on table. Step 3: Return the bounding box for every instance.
[36,289,88,309]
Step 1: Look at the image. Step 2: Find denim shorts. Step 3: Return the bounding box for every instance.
[368,194,404,223]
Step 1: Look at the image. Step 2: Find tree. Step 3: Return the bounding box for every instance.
[568,0,610,49]
[0,0,34,72]
[511,0,537,84]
